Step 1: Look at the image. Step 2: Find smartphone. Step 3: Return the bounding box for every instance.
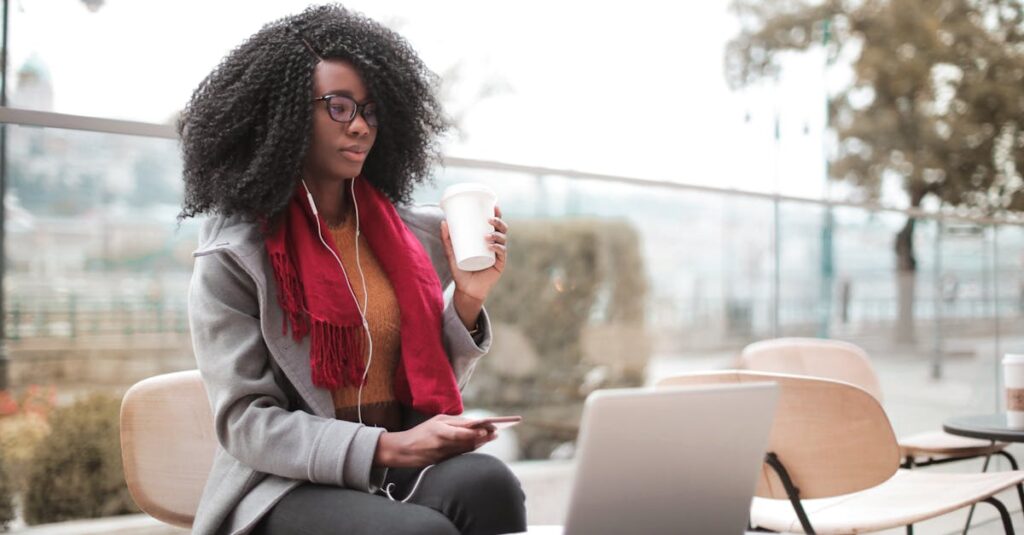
[467,415,522,430]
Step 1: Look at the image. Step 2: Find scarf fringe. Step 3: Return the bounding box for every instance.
[269,250,309,341]
[310,318,366,389]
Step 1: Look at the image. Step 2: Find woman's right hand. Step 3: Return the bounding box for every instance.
[373,414,497,468]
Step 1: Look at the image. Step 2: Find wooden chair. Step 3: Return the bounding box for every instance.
[739,338,1013,470]
[119,369,216,529]
[657,371,1024,534]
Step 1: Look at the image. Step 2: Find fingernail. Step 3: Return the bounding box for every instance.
[477,429,487,437]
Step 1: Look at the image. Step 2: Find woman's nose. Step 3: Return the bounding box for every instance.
[346,113,371,136]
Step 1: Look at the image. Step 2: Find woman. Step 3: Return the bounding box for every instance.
[178,5,526,534]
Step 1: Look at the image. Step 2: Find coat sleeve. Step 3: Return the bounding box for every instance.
[187,250,384,492]
[442,296,492,390]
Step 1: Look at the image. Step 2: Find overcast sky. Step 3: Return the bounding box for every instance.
[9,0,877,204]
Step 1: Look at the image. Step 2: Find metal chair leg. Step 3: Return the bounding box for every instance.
[993,450,1024,517]
[1018,484,1024,523]
[765,452,815,535]
[959,454,994,534]
[981,497,1015,535]
[996,450,1019,470]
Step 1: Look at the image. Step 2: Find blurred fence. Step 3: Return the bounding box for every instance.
[6,294,188,340]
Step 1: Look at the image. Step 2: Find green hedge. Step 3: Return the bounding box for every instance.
[483,218,647,368]
[465,218,649,458]
[22,393,139,525]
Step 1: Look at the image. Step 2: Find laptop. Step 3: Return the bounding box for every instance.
[527,382,779,535]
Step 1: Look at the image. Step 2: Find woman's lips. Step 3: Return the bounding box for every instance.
[338,148,368,162]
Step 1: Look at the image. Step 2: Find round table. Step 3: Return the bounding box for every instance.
[943,413,1024,443]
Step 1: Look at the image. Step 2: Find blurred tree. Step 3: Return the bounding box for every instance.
[727,0,1024,343]
[435,59,514,143]
[80,0,104,13]
[379,16,512,143]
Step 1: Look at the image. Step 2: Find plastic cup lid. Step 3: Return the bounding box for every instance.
[441,183,497,207]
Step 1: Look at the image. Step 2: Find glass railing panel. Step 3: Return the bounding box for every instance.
[4,124,197,394]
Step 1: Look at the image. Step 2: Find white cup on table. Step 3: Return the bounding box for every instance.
[1004,353,1024,428]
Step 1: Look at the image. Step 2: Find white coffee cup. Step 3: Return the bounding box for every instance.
[440,183,497,272]
[1004,354,1024,427]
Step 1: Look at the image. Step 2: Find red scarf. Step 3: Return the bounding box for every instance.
[264,178,463,416]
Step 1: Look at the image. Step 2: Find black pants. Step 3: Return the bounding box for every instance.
[251,453,527,535]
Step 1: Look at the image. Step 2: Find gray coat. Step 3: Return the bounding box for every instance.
[186,204,493,535]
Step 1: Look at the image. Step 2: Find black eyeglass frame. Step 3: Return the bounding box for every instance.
[312,94,379,127]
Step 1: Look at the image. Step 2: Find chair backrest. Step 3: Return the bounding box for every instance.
[120,370,216,528]
[656,371,899,500]
[739,337,885,402]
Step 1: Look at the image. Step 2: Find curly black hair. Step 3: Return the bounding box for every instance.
[176,4,449,230]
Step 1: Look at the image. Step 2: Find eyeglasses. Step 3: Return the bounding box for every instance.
[312,94,379,128]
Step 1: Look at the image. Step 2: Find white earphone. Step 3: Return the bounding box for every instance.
[301,177,374,426]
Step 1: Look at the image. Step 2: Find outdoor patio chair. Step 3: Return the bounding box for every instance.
[119,369,217,529]
[739,337,1014,471]
[657,371,1024,534]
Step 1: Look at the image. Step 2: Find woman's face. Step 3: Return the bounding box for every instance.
[305,59,378,180]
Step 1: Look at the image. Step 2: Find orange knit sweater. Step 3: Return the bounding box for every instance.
[327,216,403,431]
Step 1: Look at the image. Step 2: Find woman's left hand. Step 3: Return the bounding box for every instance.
[441,205,508,304]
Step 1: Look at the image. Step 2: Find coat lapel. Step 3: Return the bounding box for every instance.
[193,222,337,420]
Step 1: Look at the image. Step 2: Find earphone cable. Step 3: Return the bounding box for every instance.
[351,177,373,426]
[300,178,374,426]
